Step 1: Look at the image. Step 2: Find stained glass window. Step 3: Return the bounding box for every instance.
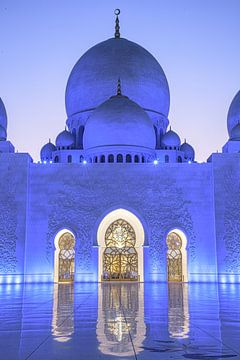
[58,232,75,282]
[103,219,138,281]
[167,232,182,282]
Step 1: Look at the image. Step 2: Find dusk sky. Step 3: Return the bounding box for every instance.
[1,0,240,161]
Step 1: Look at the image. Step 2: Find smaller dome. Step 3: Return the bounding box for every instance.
[227,90,240,135]
[180,141,195,161]
[0,98,7,130]
[230,123,240,141]
[0,125,7,141]
[40,141,56,162]
[56,129,75,149]
[83,92,156,150]
[161,128,181,148]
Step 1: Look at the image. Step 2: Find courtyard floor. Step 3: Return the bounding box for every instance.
[0,282,240,359]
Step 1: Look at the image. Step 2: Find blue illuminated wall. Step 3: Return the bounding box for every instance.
[24,161,217,283]
[0,153,31,284]
[211,153,240,283]
[1,152,240,283]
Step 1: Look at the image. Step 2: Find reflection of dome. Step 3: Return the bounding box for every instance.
[161,129,181,148]
[56,129,75,148]
[40,141,56,162]
[230,123,240,140]
[0,98,7,130]
[180,141,195,161]
[65,38,170,123]
[83,94,156,150]
[0,125,7,141]
[227,90,240,135]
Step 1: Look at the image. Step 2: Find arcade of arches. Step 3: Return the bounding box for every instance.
[54,221,187,283]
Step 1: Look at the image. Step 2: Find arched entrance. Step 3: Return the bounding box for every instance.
[97,209,144,282]
[103,219,138,281]
[166,230,188,282]
[54,230,75,283]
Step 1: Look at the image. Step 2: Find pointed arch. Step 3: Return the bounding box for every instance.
[54,229,76,283]
[97,209,144,282]
[166,229,188,282]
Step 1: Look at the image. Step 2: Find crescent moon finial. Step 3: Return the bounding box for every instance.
[114,9,121,38]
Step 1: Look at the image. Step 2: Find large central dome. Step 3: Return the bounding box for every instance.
[65,37,170,122]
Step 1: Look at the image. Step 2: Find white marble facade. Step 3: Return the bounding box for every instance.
[0,13,240,285]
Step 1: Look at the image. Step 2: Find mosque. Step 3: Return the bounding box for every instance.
[0,10,240,284]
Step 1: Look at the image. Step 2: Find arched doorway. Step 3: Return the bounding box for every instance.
[102,219,138,281]
[54,230,75,283]
[166,230,188,282]
[97,209,144,282]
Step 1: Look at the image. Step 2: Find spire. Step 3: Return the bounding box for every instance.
[114,9,121,38]
[117,78,122,96]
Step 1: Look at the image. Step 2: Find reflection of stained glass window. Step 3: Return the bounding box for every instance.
[102,284,139,344]
[168,283,189,338]
[167,232,182,282]
[59,233,75,282]
[103,219,138,281]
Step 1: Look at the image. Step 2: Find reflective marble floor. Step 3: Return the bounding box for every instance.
[0,283,240,359]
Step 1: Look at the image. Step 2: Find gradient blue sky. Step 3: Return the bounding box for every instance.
[1,0,240,161]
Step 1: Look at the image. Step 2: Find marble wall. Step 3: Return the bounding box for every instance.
[0,153,31,283]
[1,152,237,283]
[24,161,216,282]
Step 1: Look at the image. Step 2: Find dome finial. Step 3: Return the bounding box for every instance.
[117,78,122,96]
[114,9,121,38]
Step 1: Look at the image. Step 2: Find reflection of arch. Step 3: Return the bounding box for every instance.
[97,209,144,282]
[54,229,75,283]
[52,284,74,342]
[168,283,189,338]
[97,283,145,357]
[166,229,188,282]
